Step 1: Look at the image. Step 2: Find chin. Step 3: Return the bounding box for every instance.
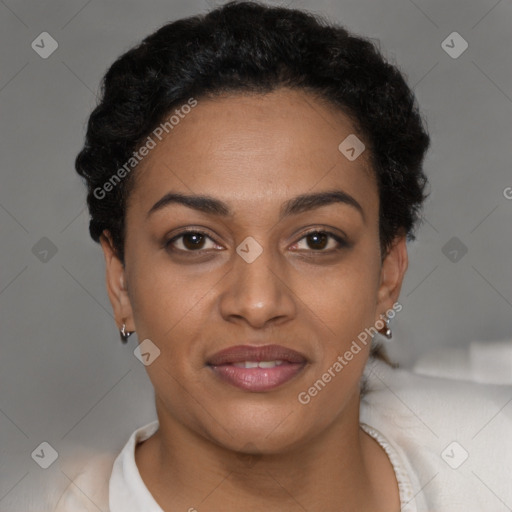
[200,399,315,454]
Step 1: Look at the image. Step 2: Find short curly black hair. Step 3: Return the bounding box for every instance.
[76,0,430,263]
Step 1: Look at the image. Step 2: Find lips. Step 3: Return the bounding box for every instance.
[207,344,307,392]
[207,344,307,366]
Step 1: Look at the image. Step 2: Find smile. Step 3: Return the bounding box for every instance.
[207,344,307,392]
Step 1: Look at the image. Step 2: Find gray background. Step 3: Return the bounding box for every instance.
[1,0,511,509]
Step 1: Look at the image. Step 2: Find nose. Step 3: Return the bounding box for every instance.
[218,244,296,329]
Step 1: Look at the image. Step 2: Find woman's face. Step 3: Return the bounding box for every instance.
[102,88,407,453]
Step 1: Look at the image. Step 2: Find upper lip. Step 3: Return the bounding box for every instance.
[207,344,308,365]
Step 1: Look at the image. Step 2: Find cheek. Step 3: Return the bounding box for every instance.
[126,261,213,401]
[297,253,381,341]
[292,257,381,421]
[126,251,224,364]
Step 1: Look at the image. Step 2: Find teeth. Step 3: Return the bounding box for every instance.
[259,360,284,368]
[236,361,259,369]
[233,360,284,369]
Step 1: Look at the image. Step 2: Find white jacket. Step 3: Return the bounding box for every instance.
[51,358,512,511]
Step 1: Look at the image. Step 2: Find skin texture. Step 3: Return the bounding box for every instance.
[100,88,408,511]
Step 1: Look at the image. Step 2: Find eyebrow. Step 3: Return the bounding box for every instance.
[147,192,230,218]
[147,189,365,222]
[281,190,365,221]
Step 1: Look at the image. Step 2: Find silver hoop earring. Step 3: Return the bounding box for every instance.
[120,323,134,344]
[381,317,392,339]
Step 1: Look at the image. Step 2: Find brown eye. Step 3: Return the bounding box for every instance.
[182,232,206,250]
[166,230,221,252]
[291,230,347,252]
[306,232,329,250]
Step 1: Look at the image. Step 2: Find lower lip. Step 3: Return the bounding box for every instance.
[209,363,305,392]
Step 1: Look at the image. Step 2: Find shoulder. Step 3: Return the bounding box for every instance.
[54,451,116,512]
[54,421,159,512]
[361,358,512,510]
[362,358,512,429]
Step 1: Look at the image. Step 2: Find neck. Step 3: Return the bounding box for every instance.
[135,393,399,512]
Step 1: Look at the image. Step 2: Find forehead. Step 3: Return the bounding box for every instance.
[129,88,377,215]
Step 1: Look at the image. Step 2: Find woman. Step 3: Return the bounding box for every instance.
[57,2,512,510]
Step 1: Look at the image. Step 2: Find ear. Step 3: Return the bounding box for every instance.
[99,231,135,332]
[375,234,408,320]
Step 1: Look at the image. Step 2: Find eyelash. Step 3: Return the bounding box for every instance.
[291,229,348,252]
[165,229,222,253]
[164,228,348,254]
